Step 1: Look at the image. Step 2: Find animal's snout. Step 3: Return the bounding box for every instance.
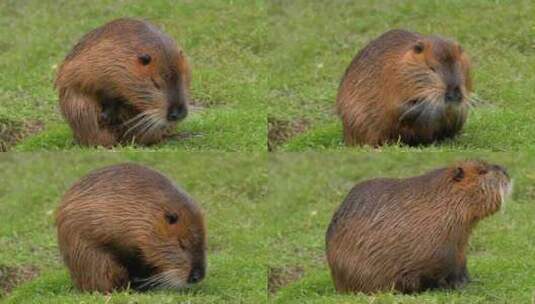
[167,104,188,122]
[445,86,462,103]
[187,266,205,284]
[491,164,509,178]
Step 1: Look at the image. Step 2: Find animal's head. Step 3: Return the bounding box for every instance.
[397,35,472,133]
[140,196,206,290]
[445,160,512,221]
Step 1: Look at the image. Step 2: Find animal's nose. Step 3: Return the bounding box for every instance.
[187,267,205,284]
[167,104,188,122]
[445,86,462,103]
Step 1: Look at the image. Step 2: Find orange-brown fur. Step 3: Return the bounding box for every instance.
[326,160,511,294]
[55,18,191,147]
[56,164,206,292]
[336,29,472,146]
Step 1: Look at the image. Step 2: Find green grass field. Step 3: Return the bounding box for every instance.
[2,1,534,152]
[0,153,269,303]
[0,0,268,151]
[3,152,532,303]
[267,152,535,303]
[268,0,535,151]
[1,1,535,303]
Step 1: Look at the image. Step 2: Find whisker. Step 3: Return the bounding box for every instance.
[123,115,152,138]
[399,101,427,122]
[136,272,167,290]
[122,112,147,127]
[121,109,162,139]
[142,112,167,140]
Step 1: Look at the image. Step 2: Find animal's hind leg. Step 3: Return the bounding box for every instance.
[58,88,117,147]
[63,239,129,292]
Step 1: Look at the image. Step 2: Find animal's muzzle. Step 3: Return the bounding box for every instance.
[445,86,462,103]
[167,104,188,122]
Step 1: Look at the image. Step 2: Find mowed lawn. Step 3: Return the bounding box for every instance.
[0,153,269,303]
[0,0,268,151]
[267,0,535,151]
[267,152,535,303]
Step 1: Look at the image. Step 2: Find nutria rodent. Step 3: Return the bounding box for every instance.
[336,29,472,146]
[55,18,191,147]
[56,163,206,292]
[326,160,511,294]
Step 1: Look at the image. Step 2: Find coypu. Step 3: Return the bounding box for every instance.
[326,160,511,294]
[336,29,472,146]
[56,163,206,292]
[55,18,191,147]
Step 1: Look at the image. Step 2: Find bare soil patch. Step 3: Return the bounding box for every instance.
[268,117,309,151]
[268,265,304,295]
[0,119,44,151]
[0,264,40,296]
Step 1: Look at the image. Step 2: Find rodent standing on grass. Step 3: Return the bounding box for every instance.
[326,160,511,294]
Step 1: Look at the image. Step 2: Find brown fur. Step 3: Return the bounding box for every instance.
[56,164,206,292]
[55,18,191,147]
[326,160,511,294]
[336,29,472,146]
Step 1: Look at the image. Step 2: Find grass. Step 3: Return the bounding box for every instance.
[267,152,535,303]
[1,1,535,303]
[3,1,534,152]
[0,153,269,303]
[0,0,268,151]
[267,0,535,151]
[1,153,534,303]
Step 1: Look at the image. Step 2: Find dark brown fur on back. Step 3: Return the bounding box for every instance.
[336,29,472,146]
[56,164,206,292]
[55,18,191,147]
[326,160,510,294]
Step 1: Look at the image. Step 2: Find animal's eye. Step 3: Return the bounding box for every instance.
[151,77,161,89]
[413,42,424,54]
[453,167,464,182]
[429,65,437,72]
[138,54,151,65]
[178,240,186,250]
[165,212,178,224]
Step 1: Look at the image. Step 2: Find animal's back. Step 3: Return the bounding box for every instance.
[341,29,420,82]
[63,19,157,62]
[56,163,189,245]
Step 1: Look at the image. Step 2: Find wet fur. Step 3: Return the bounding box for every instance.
[326,160,511,294]
[55,18,191,147]
[56,164,206,292]
[336,29,472,146]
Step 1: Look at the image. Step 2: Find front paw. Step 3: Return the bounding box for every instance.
[444,270,470,289]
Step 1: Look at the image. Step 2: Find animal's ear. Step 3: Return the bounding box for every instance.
[413,41,425,54]
[138,53,152,65]
[453,167,464,182]
[165,211,179,224]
